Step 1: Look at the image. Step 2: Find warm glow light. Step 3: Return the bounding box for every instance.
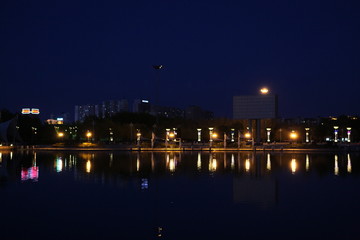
[266,153,271,171]
[347,154,352,173]
[212,133,218,138]
[197,153,201,170]
[244,133,251,138]
[86,160,91,173]
[231,154,235,170]
[260,87,269,94]
[169,158,176,172]
[290,131,298,140]
[58,132,64,137]
[306,154,310,172]
[169,133,175,138]
[291,159,297,174]
[209,158,217,172]
[86,132,92,138]
[334,155,339,176]
[245,159,250,172]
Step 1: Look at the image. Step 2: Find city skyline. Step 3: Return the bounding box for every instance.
[1,0,360,118]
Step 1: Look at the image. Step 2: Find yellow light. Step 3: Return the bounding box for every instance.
[169,159,176,172]
[260,87,269,94]
[290,131,298,140]
[58,132,64,137]
[212,133,218,138]
[86,132,92,138]
[245,159,250,172]
[136,132,141,137]
[291,159,297,174]
[169,133,175,138]
[86,160,91,173]
[244,133,251,138]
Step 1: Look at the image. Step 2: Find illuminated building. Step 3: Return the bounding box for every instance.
[133,99,151,113]
[74,104,100,122]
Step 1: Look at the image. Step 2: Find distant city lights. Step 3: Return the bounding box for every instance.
[22,108,40,115]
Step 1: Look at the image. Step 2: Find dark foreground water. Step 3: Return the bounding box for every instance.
[0,150,360,240]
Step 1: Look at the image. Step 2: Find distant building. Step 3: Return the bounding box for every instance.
[151,105,185,118]
[50,112,70,124]
[185,105,213,120]
[74,104,100,122]
[233,95,278,119]
[118,99,129,112]
[133,99,151,113]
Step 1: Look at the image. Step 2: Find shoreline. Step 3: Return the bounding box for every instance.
[1,145,357,153]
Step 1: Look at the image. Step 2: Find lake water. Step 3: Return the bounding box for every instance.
[1,150,359,240]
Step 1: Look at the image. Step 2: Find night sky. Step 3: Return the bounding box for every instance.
[1,0,360,119]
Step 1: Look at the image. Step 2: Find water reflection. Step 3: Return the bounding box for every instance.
[347,153,352,173]
[291,158,297,174]
[0,151,359,185]
[335,155,339,176]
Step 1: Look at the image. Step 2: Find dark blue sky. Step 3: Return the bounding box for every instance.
[1,0,360,119]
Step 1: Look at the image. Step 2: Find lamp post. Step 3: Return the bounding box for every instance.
[334,126,339,143]
[86,131,92,142]
[347,127,352,143]
[266,128,271,143]
[231,129,235,142]
[209,127,214,148]
[165,129,170,148]
[290,130,298,147]
[305,128,310,143]
[136,129,141,147]
[197,128,202,142]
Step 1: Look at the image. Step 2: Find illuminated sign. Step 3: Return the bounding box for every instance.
[56,118,64,121]
[22,108,31,114]
[31,108,40,114]
[21,108,40,115]
[141,100,149,103]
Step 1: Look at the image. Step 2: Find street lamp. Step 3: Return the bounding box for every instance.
[334,126,339,143]
[290,130,298,147]
[260,87,269,94]
[266,128,271,143]
[209,127,214,148]
[58,132,64,138]
[305,128,310,143]
[347,127,352,143]
[86,131,92,142]
[197,128,202,142]
[136,129,141,147]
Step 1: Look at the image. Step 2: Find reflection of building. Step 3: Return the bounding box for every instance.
[233,177,277,205]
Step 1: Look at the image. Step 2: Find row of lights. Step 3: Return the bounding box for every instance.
[57,126,352,143]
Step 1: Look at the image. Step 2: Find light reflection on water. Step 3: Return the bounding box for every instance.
[0,151,360,239]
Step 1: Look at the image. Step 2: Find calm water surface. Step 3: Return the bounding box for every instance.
[1,151,360,240]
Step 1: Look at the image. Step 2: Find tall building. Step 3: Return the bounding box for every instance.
[74,104,100,122]
[185,105,213,120]
[118,99,129,112]
[133,99,151,113]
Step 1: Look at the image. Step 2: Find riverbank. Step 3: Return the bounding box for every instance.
[1,144,358,152]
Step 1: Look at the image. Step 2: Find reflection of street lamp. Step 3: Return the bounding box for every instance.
[86,131,92,142]
[334,126,339,143]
